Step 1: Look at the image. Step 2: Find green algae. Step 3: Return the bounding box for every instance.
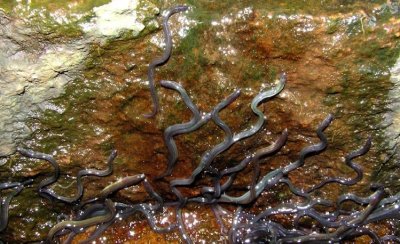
[28,80,107,155]
[0,0,159,40]
[0,0,111,14]
[326,18,342,34]
[322,7,400,186]
[255,0,386,15]
[173,24,208,81]
[359,39,400,67]
[0,0,111,38]
[28,14,84,39]
[5,186,67,241]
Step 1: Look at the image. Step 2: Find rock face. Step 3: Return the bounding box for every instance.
[0,0,400,243]
[388,58,400,153]
[0,11,87,156]
[0,1,159,156]
[81,0,157,38]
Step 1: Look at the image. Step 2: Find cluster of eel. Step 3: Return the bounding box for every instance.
[1,5,400,244]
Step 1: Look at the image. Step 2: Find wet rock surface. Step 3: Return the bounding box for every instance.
[0,10,88,156]
[0,0,400,243]
[0,0,159,157]
[81,0,159,39]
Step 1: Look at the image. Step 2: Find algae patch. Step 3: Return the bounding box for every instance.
[0,41,88,156]
[0,0,161,156]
